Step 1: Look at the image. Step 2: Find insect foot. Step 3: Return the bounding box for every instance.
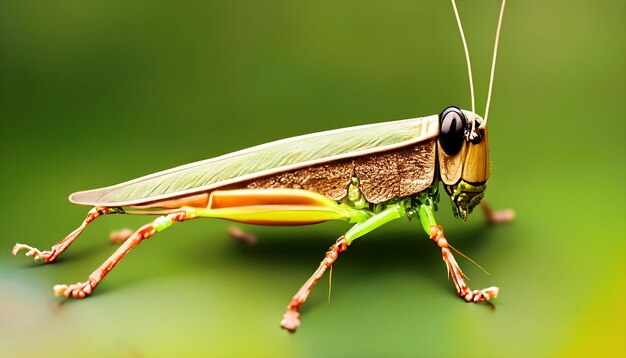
[12,243,55,263]
[280,310,301,332]
[463,286,499,302]
[53,280,95,299]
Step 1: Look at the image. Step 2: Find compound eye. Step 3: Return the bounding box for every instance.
[439,106,467,156]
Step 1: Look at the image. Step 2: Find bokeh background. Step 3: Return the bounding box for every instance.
[1,1,623,357]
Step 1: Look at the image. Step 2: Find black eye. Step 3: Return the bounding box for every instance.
[439,106,467,156]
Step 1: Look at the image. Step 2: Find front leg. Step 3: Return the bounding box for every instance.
[419,202,499,302]
[429,225,498,302]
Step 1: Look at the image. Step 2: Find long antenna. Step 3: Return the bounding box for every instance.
[451,0,476,114]
[482,0,506,128]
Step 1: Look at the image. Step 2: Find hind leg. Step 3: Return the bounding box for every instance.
[55,209,196,298]
[12,207,124,263]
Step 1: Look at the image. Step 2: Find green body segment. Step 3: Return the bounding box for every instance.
[164,196,415,245]
[418,198,437,234]
[190,205,372,226]
[417,190,438,234]
[161,187,431,245]
[153,216,174,232]
[70,115,438,207]
[145,188,374,225]
[344,203,406,243]
[148,194,432,245]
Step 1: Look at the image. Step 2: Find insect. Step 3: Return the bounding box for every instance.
[12,0,513,332]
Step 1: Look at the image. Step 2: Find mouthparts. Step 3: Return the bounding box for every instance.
[445,181,487,220]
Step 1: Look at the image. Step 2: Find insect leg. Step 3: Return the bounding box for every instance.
[419,203,498,302]
[53,208,198,298]
[12,206,124,263]
[479,199,515,224]
[280,236,347,333]
[280,202,405,332]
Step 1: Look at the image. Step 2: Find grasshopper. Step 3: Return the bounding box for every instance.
[13,0,513,332]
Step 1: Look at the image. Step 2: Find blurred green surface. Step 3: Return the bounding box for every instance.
[1,1,624,357]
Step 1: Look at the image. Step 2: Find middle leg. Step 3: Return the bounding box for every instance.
[280,236,347,332]
[280,202,406,332]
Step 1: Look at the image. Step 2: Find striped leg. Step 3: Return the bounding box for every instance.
[12,206,124,263]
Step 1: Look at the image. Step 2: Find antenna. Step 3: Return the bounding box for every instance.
[482,0,507,128]
[451,0,476,114]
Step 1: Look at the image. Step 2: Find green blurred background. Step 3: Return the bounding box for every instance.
[1,1,623,357]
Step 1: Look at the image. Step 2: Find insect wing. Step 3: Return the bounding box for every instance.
[70,115,438,206]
